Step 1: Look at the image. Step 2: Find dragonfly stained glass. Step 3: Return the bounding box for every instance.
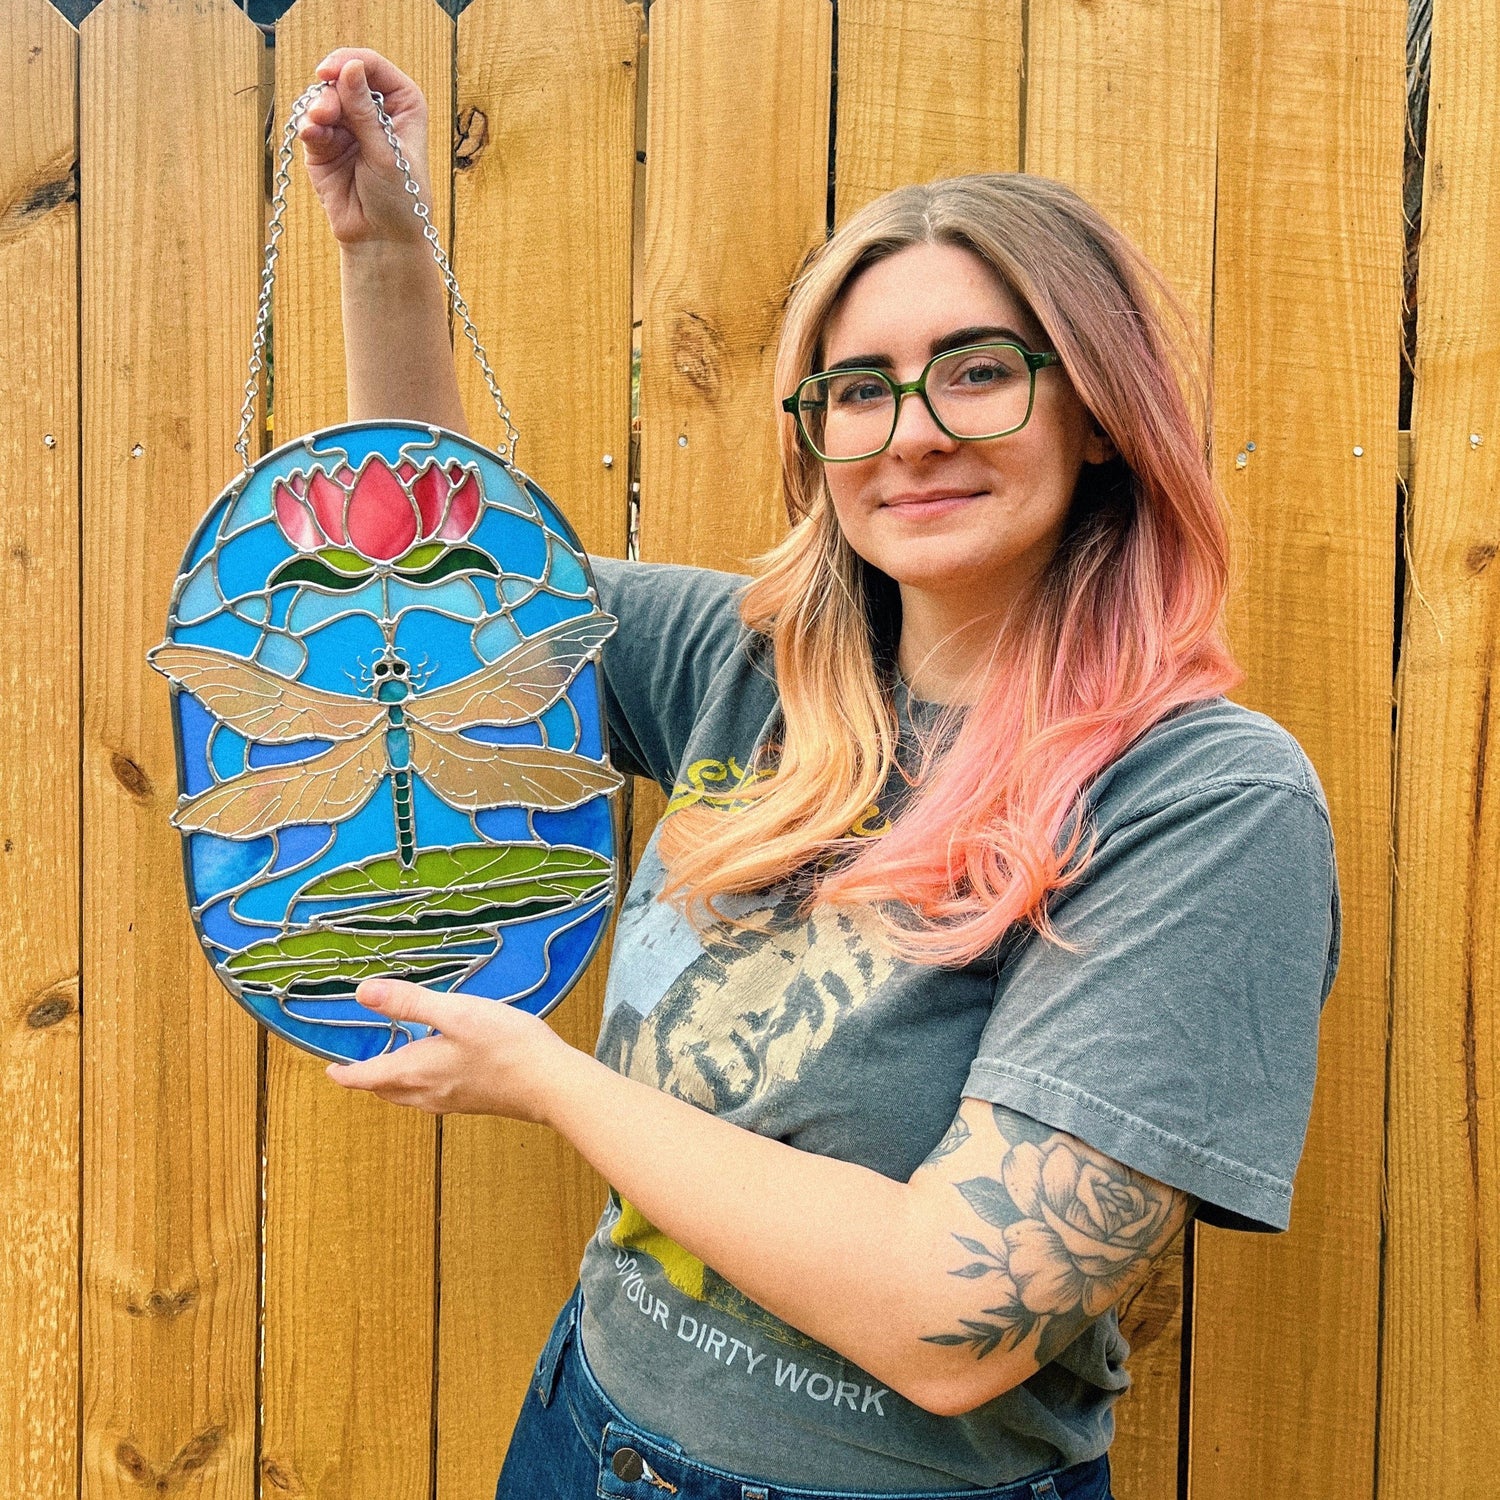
[152,422,620,1062]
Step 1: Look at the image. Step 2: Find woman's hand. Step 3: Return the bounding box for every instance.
[297,49,434,249]
[325,978,577,1121]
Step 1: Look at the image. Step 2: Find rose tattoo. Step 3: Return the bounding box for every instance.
[921,1108,1188,1366]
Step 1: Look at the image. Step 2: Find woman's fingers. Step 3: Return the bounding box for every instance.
[315,47,405,84]
[294,109,346,164]
[324,981,459,1097]
[312,49,426,122]
[355,976,454,1029]
[295,71,349,163]
[295,49,433,244]
[322,979,571,1122]
[297,58,387,167]
[332,58,388,151]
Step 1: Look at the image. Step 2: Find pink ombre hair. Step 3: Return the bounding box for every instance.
[657,174,1241,964]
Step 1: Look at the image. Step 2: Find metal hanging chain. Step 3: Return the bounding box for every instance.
[234,79,520,477]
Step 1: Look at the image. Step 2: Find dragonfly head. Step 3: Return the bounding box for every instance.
[369,649,413,703]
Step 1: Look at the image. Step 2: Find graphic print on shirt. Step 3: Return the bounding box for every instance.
[665,754,893,837]
[597,795,899,1351]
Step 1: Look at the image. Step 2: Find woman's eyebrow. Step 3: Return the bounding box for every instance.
[822,325,1031,373]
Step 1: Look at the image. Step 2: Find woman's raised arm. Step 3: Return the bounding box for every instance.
[298,49,469,435]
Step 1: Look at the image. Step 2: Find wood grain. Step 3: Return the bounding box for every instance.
[630,780,667,869]
[833,0,1021,226]
[263,4,452,1498]
[438,2,640,1493]
[1025,0,1217,353]
[78,2,264,1496]
[0,4,79,1498]
[1192,0,1403,1494]
[1023,5,1218,1491]
[1113,1238,1187,1497]
[635,0,831,573]
[1383,0,1500,1489]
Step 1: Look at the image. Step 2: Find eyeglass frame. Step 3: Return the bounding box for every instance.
[780,340,1063,463]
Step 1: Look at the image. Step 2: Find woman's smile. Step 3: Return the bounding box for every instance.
[881,487,987,516]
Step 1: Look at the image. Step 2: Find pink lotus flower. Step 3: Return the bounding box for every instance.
[272,455,482,562]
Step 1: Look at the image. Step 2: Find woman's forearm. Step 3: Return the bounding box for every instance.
[539,1045,973,1413]
[538,1051,1190,1421]
[341,240,469,434]
[330,980,1190,1419]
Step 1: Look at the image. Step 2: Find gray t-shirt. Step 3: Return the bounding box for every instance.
[574,558,1341,1491]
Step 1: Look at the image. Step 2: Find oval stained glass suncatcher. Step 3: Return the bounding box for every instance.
[151,421,621,1062]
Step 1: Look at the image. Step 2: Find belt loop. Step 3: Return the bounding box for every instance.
[532,1286,581,1408]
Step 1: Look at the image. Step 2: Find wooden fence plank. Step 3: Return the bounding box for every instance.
[78,1,264,1496]
[262,4,452,1497]
[1023,5,1218,1492]
[833,0,1022,226]
[437,1,641,1493]
[1384,0,1500,1489]
[1192,0,1402,1494]
[630,0,829,869]
[636,0,831,574]
[0,4,80,1498]
[1025,0,1217,351]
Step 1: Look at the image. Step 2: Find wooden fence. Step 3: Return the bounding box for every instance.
[1,0,1492,1495]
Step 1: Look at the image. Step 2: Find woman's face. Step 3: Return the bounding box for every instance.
[817,241,1113,646]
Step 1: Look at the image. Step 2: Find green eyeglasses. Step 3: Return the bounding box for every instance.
[781,340,1062,462]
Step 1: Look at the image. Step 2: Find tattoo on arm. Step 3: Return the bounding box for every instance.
[924,1113,971,1164]
[921,1104,1193,1369]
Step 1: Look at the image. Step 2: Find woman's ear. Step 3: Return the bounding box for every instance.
[1084,418,1118,466]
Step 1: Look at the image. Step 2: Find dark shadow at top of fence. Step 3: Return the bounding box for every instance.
[53,0,659,31]
[50,0,471,24]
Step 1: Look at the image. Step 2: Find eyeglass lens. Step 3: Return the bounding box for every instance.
[797,344,1034,460]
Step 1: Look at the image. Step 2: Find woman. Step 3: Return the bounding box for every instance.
[302,49,1340,1500]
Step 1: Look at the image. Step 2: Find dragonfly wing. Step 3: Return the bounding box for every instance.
[149,643,382,743]
[409,611,617,731]
[410,725,622,812]
[173,732,389,838]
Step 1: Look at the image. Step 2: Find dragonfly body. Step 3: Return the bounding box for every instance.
[149,612,621,864]
[376,665,418,865]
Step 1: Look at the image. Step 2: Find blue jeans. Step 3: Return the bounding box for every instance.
[494,1289,1114,1500]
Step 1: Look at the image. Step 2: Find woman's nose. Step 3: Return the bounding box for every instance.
[887,388,958,459]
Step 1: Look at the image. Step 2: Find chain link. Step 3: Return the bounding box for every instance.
[234,79,520,477]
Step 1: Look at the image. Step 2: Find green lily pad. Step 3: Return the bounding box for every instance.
[393,541,446,572]
[223,843,613,998]
[225,924,493,994]
[300,842,611,903]
[333,881,609,932]
[321,546,372,575]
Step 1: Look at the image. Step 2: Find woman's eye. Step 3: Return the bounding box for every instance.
[833,379,889,406]
[952,358,1016,386]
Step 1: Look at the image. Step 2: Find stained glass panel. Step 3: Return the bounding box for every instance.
[153,422,620,1061]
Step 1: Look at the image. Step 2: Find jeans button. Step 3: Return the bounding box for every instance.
[612,1447,645,1483]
